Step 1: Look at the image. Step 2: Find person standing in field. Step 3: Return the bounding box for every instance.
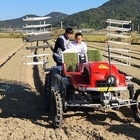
[52,27,73,66]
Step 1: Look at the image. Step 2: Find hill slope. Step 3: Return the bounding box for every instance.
[58,0,140,29]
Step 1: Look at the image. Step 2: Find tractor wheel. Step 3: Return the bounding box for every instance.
[44,72,51,111]
[131,89,140,123]
[51,90,63,128]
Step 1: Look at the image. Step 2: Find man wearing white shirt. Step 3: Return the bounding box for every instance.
[68,32,87,63]
[69,32,87,54]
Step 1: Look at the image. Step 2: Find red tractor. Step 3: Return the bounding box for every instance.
[45,50,140,128]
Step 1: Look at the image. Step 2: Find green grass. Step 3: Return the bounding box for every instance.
[1,30,140,44]
[87,49,102,61]
[83,34,107,43]
[0,32,23,38]
[63,49,102,72]
[63,52,78,72]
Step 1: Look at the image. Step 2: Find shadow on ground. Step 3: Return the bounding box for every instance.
[0,78,51,128]
[63,106,140,139]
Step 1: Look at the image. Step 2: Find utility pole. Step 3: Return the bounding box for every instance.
[138,24,139,34]
[132,23,134,32]
[51,24,52,32]
[60,21,63,30]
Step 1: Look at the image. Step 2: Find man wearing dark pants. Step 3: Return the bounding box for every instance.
[53,27,73,66]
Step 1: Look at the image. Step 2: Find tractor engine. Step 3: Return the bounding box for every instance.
[81,61,126,88]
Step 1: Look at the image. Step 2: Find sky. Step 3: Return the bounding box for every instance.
[0,0,109,20]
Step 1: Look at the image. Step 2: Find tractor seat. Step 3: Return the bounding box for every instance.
[68,72,88,89]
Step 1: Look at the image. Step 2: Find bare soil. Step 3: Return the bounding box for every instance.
[0,38,140,140]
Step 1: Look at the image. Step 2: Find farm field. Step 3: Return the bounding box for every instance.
[0,38,140,140]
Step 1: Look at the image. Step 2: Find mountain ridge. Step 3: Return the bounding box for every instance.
[0,0,140,30]
[0,12,68,28]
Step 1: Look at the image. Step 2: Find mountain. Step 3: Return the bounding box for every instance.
[0,12,68,28]
[56,0,140,29]
[45,12,68,23]
[0,0,140,30]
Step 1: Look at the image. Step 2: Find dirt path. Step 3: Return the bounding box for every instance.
[0,39,140,140]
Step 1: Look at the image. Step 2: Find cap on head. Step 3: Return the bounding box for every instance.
[65,28,73,34]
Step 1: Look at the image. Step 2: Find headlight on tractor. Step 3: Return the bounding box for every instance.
[106,75,116,85]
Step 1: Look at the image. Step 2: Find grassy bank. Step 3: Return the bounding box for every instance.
[0,30,140,44]
[0,32,23,38]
